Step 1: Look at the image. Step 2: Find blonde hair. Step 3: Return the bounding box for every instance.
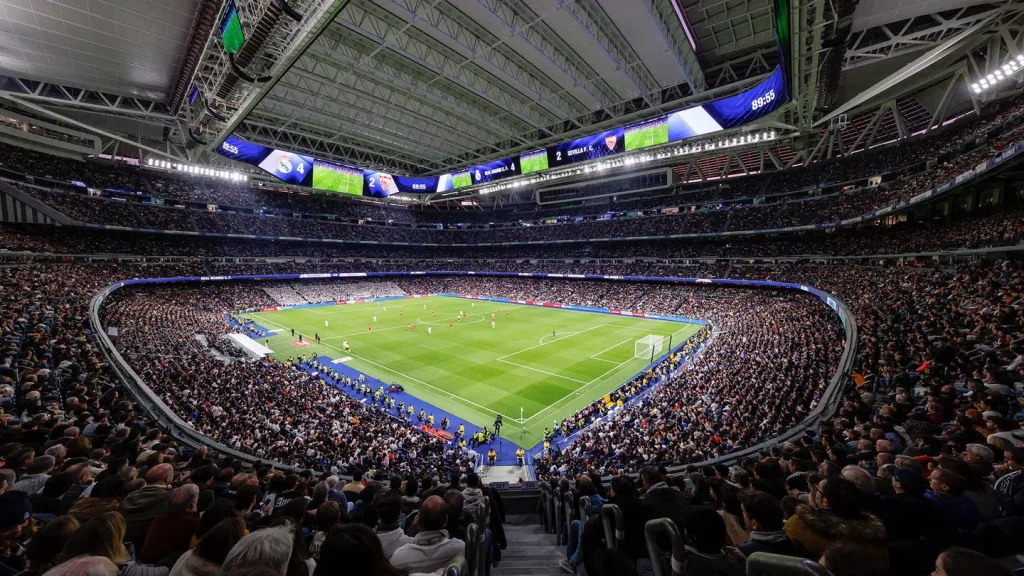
[60,511,130,564]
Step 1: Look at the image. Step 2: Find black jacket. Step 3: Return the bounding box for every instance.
[609,494,649,563]
[870,492,947,542]
[640,483,691,551]
[738,531,804,558]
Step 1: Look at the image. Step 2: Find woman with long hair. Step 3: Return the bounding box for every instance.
[60,511,168,576]
[23,516,80,576]
[169,517,246,576]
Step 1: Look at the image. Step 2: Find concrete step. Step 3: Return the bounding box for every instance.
[504,522,552,534]
[503,532,559,546]
[505,513,543,525]
[495,549,569,561]
[493,567,566,576]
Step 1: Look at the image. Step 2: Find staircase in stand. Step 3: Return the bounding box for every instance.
[495,514,565,576]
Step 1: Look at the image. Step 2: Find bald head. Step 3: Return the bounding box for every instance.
[417,495,448,531]
[841,465,874,493]
[145,463,174,486]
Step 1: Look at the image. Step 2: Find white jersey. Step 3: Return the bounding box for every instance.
[325,320,328,327]
[491,321,495,328]
[373,316,377,322]
[343,340,349,349]
[428,327,432,334]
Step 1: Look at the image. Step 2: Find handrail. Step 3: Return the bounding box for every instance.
[442,556,469,576]
[465,523,479,576]
[540,483,555,534]
[578,496,591,524]
[745,553,833,576]
[644,518,685,576]
[600,504,624,551]
[474,496,490,576]
[554,489,565,542]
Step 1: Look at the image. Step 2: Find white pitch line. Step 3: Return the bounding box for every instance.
[521,326,703,424]
[520,357,634,424]
[589,337,634,362]
[495,358,589,384]
[496,323,609,361]
[317,340,516,421]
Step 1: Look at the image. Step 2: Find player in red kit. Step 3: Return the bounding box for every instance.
[449,321,453,329]
[368,324,372,332]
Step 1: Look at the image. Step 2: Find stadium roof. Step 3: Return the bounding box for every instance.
[0,0,1021,179]
[0,0,199,101]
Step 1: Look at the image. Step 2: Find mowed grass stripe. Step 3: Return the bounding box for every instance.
[244,296,702,446]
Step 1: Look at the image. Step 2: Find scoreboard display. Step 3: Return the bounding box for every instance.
[218,66,789,195]
[547,127,624,168]
[220,1,245,54]
[312,160,363,196]
[452,171,473,189]
[519,149,549,175]
[624,118,669,151]
[471,158,520,185]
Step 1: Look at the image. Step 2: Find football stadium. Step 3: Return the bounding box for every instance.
[1,1,1023,575]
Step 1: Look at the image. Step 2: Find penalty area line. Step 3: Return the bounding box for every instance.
[317,341,516,422]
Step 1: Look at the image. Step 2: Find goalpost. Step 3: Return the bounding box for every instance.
[634,335,665,360]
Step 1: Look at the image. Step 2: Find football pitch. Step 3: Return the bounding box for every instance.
[243,296,702,447]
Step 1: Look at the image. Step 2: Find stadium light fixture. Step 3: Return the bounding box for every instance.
[972,55,1024,94]
[145,157,248,182]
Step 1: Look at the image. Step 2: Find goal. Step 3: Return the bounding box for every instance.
[634,335,665,359]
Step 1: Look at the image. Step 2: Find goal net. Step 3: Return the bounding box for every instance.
[634,335,665,359]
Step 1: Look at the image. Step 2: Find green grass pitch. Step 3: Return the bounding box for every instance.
[625,122,669,151]
[312,169,361,196]
[243,296,702,447]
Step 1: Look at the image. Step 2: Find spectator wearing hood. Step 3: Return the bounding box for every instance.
[784,477,887,560]
[461,473,486,519]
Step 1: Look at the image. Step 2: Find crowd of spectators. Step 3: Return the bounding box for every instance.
[4,95,1023,248]
[1,250,1023,575]
[262,282,405,307]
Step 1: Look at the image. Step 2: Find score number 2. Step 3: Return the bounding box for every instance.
[751,89,776,111]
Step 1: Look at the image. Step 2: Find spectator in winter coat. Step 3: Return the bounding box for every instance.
[121,464,173,551]
[390,496,465,574]
[784,477,887,560]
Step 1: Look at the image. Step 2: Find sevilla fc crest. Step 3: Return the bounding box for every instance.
[378,173,397,194]
[604,135,618,151]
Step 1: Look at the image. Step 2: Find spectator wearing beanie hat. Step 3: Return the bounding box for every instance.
[0,491,32,575]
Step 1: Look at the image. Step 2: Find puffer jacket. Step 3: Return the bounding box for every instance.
[783,504,887,559]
